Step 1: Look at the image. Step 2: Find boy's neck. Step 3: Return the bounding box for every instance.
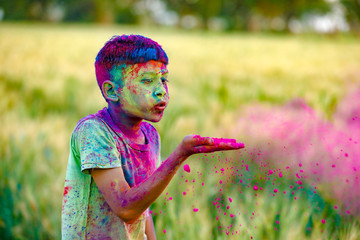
[107,106,145,144]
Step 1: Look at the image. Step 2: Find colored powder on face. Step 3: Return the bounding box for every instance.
[183,164,191,173]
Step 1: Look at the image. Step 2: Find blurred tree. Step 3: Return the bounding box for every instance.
[62,0,96,22]
[62,0,139,24]
[164,0,221,29]
[195,0,222,29]
[340,0,360,32]
[166,0,332,31]
[0,0,139,23]
[254,0,331,31]
[114,0,138,24]
[163,0,198,27]
[93,0,115,23]
[0,0,53,20]
[219,0,259,31]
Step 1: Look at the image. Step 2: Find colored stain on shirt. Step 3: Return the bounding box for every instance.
[184,164,191,173]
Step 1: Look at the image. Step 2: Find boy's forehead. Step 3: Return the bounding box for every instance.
[127,60,168,75]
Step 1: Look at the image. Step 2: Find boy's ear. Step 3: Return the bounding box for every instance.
[102,80,119,102]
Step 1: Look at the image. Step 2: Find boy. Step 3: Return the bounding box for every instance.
[61,35,244,239]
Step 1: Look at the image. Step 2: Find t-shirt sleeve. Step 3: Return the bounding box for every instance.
[156,131,162,168]
[74,119,121,174]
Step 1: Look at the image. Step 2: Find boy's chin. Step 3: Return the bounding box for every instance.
[145,114,164,123]
[147,117,163,123]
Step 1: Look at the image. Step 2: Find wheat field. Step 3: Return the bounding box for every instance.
[1,23,360,239]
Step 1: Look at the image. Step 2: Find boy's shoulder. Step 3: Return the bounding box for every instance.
[141,121,159,135]
[70,108,114,144]
[72,108,160,143]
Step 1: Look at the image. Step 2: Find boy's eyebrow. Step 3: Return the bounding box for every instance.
[139,70,169,76]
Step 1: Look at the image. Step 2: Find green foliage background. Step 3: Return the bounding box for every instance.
[1,23,360,239]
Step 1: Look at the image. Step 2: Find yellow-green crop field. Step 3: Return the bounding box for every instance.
[1,23,360,239]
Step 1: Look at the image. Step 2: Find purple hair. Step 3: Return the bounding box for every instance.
[95,34,168,90]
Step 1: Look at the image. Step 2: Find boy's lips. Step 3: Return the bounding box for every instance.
[154,101,167,111]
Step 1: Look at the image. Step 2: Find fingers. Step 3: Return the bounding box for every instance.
[194,136,242,148]
[193,141,245,153]
[183,135,213,146]
[182,135,245,155]
[212,138,237,146]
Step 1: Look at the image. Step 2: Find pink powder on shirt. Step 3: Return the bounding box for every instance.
[184,164,191,173]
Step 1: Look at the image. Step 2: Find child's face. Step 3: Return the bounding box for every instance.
[113,60,169,122]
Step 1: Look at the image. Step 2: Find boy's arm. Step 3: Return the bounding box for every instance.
[145,215,156,240]
[91,135,244,224]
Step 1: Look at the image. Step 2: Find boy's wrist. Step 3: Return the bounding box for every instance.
[173,146,189,163]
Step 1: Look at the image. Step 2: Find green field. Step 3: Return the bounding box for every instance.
[1,23,360,239]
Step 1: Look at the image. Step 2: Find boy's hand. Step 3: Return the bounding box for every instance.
[178,135,245,158]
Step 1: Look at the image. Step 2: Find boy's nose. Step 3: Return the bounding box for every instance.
[154,85,167,98]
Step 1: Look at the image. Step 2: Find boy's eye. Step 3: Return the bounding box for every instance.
[141,79,153,83]
[161,78,169,84]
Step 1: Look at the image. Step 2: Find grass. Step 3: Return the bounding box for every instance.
[1,22,360,239]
